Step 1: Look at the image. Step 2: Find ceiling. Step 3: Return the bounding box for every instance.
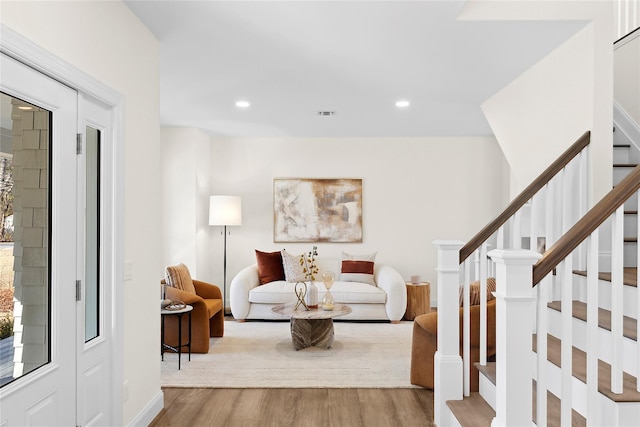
[124,1,586,138]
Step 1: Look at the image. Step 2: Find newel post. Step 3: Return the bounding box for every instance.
[433,240,464,427]
[488,249,541,427]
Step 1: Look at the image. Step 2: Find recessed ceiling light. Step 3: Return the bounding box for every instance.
[395,100,410,108]
[235,100,250,108]
[18,106,33,110]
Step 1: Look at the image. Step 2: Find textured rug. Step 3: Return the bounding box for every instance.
[161,319,417,388]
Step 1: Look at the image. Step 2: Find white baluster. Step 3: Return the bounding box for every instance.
[576,150,589,270]
[637,189,640,393]
[463,259,471,397]
[611,206,624,393]
[488,249,541,427]
[536,275,550,427]
[561,256,573,426]
[433,240,464,427]
[587,231,600,424]
[480,242,488,366]
[497,226,505,250]
[512,211,522,249]
[530,195,538,255]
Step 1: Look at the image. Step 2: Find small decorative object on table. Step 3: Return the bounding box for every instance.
[322,271,335,310]
[295,246,319,310]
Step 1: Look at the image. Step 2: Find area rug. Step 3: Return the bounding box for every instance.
[161,319,418,388]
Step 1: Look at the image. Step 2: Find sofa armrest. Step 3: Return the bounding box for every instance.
[193,280,222,300]
[229,264,260,320]
[375,264,407,322]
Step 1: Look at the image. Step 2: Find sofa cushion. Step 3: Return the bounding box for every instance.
[341,251,377,286]
[249,280,300,304]
[248,280,387,305]
[281,250,307,282]
[165,263,196,294]
[255,250,285,285]
[328,281,386,304]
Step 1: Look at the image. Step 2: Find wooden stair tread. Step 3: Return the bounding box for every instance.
[573,268,638,288]
[533,380,586,427]
[447,393,494,427]
[624,237,637,243]
[475,362,496,385]
[613,164,638,168]
[449,370,585,427]
[533,334,640,402]
[547,300,637,341]
[624,210,638,215]
[614,144,632,148]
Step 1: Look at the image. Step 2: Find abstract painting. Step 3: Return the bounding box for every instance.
[274,178,363,242]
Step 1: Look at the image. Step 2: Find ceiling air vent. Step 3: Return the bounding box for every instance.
[317,111,336,116]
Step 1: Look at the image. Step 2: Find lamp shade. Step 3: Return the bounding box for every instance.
[209,195,242,226]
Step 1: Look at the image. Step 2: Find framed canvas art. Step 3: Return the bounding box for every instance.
[274,178,363,242]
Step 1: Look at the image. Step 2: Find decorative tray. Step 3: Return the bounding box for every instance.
[162,301,187,311]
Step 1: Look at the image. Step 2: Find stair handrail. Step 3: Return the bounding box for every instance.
[533,163,640,285]
[459,130,591,264]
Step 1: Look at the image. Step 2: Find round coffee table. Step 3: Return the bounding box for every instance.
[272,303,352,350]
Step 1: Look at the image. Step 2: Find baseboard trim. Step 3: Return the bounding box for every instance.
[126,390,164,427]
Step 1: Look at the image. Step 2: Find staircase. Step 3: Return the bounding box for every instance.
[433,131,640,426]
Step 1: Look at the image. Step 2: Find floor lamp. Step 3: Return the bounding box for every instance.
[209,195,242,315]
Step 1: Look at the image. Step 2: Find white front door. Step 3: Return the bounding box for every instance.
[0,53,78,425]
[75,96,114,426]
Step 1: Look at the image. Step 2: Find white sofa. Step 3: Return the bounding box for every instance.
[230,258,407,322]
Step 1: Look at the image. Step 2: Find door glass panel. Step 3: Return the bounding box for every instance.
[0,92,51,387]
[85,126,100,342]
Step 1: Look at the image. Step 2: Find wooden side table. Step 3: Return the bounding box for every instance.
[404,282,431,320]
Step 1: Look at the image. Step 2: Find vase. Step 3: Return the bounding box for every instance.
[305,281,318,308]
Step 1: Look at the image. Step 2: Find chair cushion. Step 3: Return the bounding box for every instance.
[255,250,285,285]
[165,263,196,294]
[459,277,496,306]
[204,298,223,317]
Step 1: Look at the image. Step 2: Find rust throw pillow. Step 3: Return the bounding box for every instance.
[165,263,196,294]
[255,250,285,285]
[341,260,376,286]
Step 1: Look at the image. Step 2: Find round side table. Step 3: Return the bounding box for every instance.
[404,282,431,320]
[161,304,193,370]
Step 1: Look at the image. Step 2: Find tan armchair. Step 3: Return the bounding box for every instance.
[162,263,224,353]
[410,298,496,392]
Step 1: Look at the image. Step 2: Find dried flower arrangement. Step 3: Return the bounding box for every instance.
[299,245,318,281]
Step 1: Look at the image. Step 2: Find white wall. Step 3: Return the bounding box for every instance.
[0,2,162,425]
[481,24,594,193]
[615,34,640,124]
[462,0,614,202]
[160,134,510,304]
[161,127,214,281]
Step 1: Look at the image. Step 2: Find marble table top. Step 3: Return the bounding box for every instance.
[272,302,351,320]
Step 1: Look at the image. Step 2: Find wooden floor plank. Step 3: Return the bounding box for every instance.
[547,300,637,341]
[150,388,435,427]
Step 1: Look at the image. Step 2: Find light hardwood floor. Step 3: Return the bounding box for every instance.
[150,388,435,427]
